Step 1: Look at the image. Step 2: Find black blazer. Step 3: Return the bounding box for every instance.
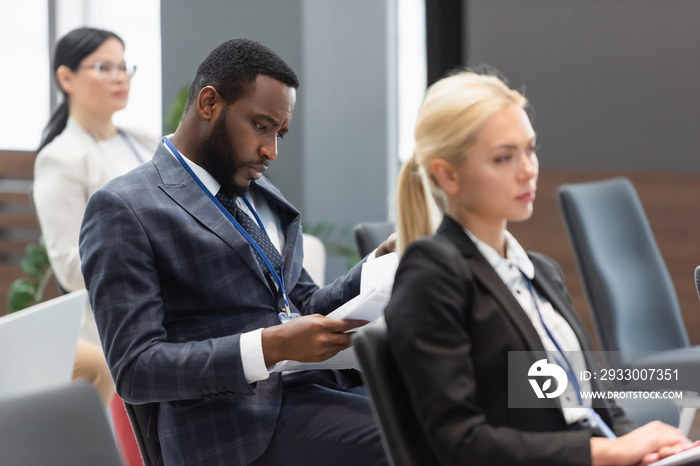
[385,216,634,466]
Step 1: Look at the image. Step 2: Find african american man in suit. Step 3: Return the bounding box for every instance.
[80,38,392,466]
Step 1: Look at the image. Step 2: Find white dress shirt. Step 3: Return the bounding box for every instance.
[465,229,592,423]
[163,140,280,383]
[98,131,153,175]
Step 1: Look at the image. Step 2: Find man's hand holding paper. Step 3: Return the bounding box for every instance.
[273,252,398,372]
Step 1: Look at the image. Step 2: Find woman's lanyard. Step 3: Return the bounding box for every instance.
[85,126,145,165]
[163,137,296,323]
[521,272,582,403]
[521,271,617,439]
[118,130,146,164]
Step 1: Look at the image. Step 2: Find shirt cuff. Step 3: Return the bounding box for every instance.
[240,328,271,383]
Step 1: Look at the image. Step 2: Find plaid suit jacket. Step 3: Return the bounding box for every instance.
[80,143,363,465]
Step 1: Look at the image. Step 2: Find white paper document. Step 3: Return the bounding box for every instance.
[643,444,700,466]
[273,253,398,373]
[326,282,392,323]
[360,252,398,295]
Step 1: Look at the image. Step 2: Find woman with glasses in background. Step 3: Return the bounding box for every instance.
[33,27,158,408]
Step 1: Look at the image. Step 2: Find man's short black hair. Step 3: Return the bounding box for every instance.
[185,38,299,112]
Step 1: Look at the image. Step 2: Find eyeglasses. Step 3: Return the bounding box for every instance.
[78,62,137,81]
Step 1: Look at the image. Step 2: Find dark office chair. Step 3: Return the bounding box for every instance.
[124,401,161,466]
[0,382,124,466]
[352,321,439,466]
[557,177,700,433]
[353,221,395,257]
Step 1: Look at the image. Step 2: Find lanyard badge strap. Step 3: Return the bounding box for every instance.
[164,137,299,323]
[521,271,616,439]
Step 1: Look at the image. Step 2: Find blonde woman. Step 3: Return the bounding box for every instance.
[33,27,157,406]
[385,70,692,465]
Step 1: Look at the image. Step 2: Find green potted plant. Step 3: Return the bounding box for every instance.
[6,238,53,313]
[164,86,190,134]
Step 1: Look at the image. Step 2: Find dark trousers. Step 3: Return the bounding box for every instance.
[248,370,388,466]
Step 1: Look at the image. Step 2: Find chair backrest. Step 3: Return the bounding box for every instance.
[124,401,161,466]
[302,232,326,286]
[353,221,395,258]
[352,321,439,466]
[557,177,689,368]
[0,381,123,466]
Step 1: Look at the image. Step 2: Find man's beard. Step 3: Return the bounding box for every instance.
[198,110,249,197]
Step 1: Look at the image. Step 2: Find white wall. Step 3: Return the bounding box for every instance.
[0,0,50,150]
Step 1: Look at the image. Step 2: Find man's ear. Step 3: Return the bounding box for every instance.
[196,86,220,121]
[430,158,460,196]
[55,65,73,93]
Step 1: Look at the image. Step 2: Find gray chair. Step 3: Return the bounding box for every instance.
[0,381,123,466]
[124,401,161,466]
[557,177,700,433]
[353,221,395,257]
[352,321,439,466]
[614,396,680,429]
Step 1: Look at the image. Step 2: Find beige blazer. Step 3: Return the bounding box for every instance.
[33,118,158,344]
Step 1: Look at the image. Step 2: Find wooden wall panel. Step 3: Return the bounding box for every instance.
[0,151,48,314]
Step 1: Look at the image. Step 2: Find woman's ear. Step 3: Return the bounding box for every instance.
[55,65,73,94]
[430,158,460,195]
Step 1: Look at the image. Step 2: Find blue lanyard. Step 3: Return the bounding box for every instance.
[521,271,616,439]
[520,272,582,403]
[163,137,292,318]
[240,197,271,239]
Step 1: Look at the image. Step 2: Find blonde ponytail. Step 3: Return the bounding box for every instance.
[396,155,441,255]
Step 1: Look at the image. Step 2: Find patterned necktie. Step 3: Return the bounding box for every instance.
[215,190,284,274]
